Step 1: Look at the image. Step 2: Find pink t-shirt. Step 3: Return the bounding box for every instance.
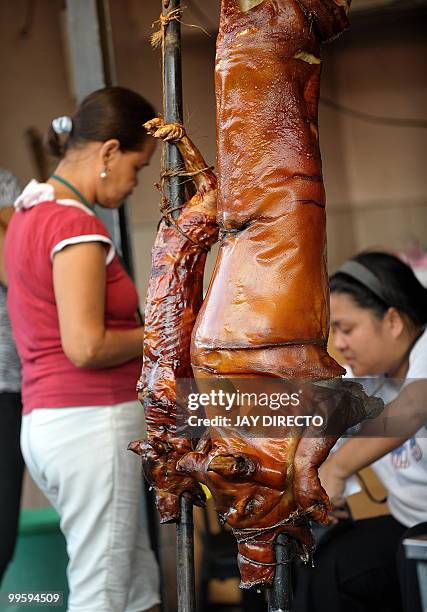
[5,184,141,414]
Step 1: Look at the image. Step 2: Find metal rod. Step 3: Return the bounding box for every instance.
[160,2,195,611]
[176,494,196,612]
[268,534,293,612]
[162,0,185,218]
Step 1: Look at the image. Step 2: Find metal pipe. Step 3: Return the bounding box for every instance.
[162,0,185,217]
[268,534,293,612]
[176,494,196,612]
[160,2,195,611]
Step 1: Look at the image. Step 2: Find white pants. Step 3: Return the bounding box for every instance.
[21,402,160,612]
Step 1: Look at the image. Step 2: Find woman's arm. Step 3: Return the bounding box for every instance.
[53,242,143,368]
[319,380,427,503]
[319,437,402,504]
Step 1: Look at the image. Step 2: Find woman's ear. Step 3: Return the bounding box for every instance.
[100,139,120,167]
[385,307,405,339]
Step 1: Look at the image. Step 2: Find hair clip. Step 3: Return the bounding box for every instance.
[52,116,73,135]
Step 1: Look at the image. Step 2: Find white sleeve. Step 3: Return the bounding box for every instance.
[50,235,115,265]
[405,329,427,380]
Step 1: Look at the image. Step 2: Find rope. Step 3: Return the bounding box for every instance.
[232,503,321,546]
[155,178,210,252]
[356,471,388,505]
[238,554,290,568]
[163,166,213,179]
[151,7,183,48]
[151,6,210,49]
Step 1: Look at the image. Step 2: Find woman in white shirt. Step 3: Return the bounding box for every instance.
[294,251,427,612]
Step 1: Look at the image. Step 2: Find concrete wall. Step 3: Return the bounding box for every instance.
[0,0,74,182]
[323,18,427,269]
[110,2,427,295]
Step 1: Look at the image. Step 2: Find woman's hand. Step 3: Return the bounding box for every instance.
[328,503,351,524]
[318,457,347,508]
[319,458,351,523]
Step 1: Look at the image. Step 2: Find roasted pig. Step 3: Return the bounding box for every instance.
[177,0,381,588]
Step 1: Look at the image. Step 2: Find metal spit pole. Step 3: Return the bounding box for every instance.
[177,494,196,612]
[268,533,293,612]
[162,0,185,211]
[161,1,195,611]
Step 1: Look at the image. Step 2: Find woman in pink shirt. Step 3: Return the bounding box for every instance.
[5,87,160,612]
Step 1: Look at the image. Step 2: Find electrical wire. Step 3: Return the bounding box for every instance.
[320,96,427,129]
[356,471,388,504]
[185,0,218,32]
[18,0,36,39]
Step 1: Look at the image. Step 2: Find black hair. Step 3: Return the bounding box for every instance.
[330,251,427,328]
[46,86,156,158]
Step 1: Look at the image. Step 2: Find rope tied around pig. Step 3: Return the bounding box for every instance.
[232,503,320,566]
[156,166,215,252]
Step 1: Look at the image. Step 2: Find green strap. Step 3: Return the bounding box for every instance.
[50,174,94,211]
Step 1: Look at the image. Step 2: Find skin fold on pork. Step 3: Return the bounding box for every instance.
[128,119,218,522]
[176,0,382,588]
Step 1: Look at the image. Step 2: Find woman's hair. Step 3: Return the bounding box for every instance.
[330,251,427,327]
[46,86,156,157]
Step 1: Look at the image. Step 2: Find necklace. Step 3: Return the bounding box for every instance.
[50,174,94,211]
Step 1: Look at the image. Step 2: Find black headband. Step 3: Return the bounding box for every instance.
[336,260,390,305]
